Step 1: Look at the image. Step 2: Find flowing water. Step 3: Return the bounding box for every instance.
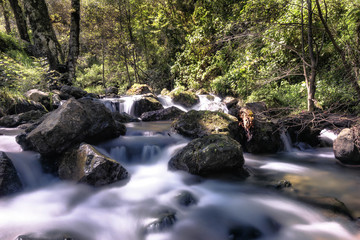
[1,97,360,240]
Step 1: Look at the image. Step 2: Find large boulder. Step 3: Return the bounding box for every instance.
[0,152,23,197]
[0,110,45,127]
[168,134,248,178]
[333,127,360,165]
[126,84,153,95]
[171,110,242,141]
[6,99,47,115]
[238,104,282,153]
[16,98,126,156]
[169,88,199,108]
[133,95,164,117]
[58,143,128,186]
[141,106,185,121]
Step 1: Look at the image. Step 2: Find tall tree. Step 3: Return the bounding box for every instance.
[23,0,63,70]
[315,0,360,99]
[0,0,11,34]
[8,0,30,42]
[67,0,80,83]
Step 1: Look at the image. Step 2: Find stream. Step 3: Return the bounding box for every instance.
[0,96,359,240]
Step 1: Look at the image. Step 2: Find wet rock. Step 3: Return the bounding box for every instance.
[17,231,79,240]
[274,180,292,190]
[333,127,360,165]
[171,110,242,141]
[144,210,177,234]
[127,83,153,95]
[133,95,164,117]
[58,143,128,186]
[16,98,125,156]
[60,85,87,99]
[141,106,185,121]
[169,88,199,108]
[169,134,248,178]
[174,190,198,207]
[238,104,282,153]
[7,99,47,115]
[0,110,45,127]
[0,152,23,197]
[223,96,239,109]
[112,112,139,123]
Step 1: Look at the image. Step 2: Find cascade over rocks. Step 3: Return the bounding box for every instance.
[133,94,164,117]
[58,143,128,186]
[168,134,248,178]
[141,106,185,121]
[171,110,242,141]
[169,88,200,108]
[0,152,23,197]
[333,126,360,165]
[0,110,45,127]
[16,98,126,156]
[126,83,153,95]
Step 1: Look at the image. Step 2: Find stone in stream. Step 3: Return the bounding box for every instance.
[141,106,185,121]
[133,94,164,117]
[333,126,360,165]
[0,110,45,128]
[174,190,198,207]
[143,209,177,234]
[58,143,129,186]
[171,110,242,141]
[168,134,248,178]
[169,88,199,108]
[0,152,23,197]
[126,83,153,95]
[16,98,126,156]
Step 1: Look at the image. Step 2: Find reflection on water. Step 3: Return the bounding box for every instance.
[0,123,359,240]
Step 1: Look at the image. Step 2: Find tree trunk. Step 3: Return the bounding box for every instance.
[0,0,11,34]
[23,0,63,70]
[67,0,80,83]
[315,0,360,99]
[306,0,316,112]
[8,0,30,42]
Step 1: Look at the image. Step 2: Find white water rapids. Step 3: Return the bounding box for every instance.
[0,121,360,240]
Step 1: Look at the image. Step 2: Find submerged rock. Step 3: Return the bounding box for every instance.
[58,143,128,186]
[228,225,262,240]
[112,112,139,123]
[172,110,242,141]
[333,126,360,165]
[133,95,164,117]
[168,134,248,178]
[144,210,177,234]
[141,106,185,121]
[16,98,125,156]
[0,110,45,127]
[174,190,198,207]
[0,152,23,197]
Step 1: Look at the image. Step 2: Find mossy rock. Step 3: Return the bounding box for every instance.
[169,88,199,108]
[126,84,153,95]
[171,110,243,141]
[168,134,248,178]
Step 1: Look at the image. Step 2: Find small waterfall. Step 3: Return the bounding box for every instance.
[280,130,293,152]
[141,145,161,162]
[319,129,337,146]
[157,95,188,112]
[109,146,128,162]
[101,96,139,115]
[193,95,229,113]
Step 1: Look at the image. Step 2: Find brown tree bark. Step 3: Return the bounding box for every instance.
[8,0,30,42]
[315,0,360,99]
[67,0,80,83]
[23,0,63,70]
[0,0,11,34]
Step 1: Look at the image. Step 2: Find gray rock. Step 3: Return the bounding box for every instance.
[25,89,49,103]
[168,134,248,178]
[0,152,23,197]
[333,127,360,165]
[126,84,153,95]
[58,144,128,186]
[141,106,185,121]
[0,110,45,127]
[133,95,164,117]
[16,98,125,156]
[7,99,47,115]
[60,85,87,99]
